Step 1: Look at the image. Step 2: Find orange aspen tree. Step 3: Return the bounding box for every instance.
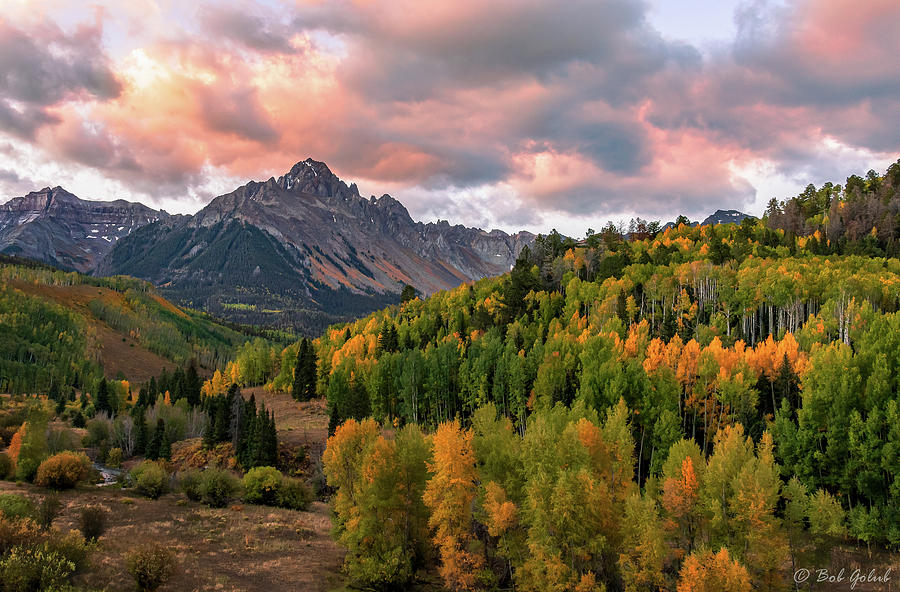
[676,547,751,592]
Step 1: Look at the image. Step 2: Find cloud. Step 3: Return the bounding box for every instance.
[200,4,302,55]
[1,0,899,233]
[194,82,280,144]
[0,18,120,138]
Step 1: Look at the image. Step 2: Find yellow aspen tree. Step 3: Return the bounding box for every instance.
[424,420,485,591]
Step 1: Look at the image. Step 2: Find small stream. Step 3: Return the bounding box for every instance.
[92,462,123,486]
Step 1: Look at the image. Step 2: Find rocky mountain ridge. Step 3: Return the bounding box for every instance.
[96,158,534,332]
[0,186,167,272]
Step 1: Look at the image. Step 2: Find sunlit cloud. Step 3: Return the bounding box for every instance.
[0,0,898,235]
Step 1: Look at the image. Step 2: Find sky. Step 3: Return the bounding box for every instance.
[0,0,898,237]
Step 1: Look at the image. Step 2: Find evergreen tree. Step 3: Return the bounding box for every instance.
[229,383,245,449]
[95,377,111,415]
[378,324,399,354]
[159,430,172,460]
[147,419,165,460]
[293,339,318,401]
[214,393,230,443]
[137,387,149,408]
[774,353,799,410]
[265,410,278,466]
[401,284,417,303]
[133,407,148,455]
[202,410,216,450]
[172,367,186,402]
[185,363,202,407]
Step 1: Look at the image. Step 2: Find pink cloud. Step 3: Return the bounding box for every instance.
[1,0,899,228]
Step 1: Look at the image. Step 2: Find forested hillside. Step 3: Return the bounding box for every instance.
[0,256,248,394]
[289,162,900,591]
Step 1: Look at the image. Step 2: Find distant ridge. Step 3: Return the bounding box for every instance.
[0,186,167,272]
[660,209,754,231]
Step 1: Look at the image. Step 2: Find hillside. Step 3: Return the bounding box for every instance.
[97,159,533,333]
[0,256,248,393]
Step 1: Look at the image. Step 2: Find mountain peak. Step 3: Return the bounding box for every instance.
[275,158,359,197]
[700,209,753,226]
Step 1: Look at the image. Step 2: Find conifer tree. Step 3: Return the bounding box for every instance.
[401,284,417,303]
[147,419,165,460]
[230,384,245,449]
[185,363,202,407]
[159,430,172,460]
[133,407,148,455]
[292,339,318,401]
[95,377,111,415]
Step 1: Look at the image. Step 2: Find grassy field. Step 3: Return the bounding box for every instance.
[0,480,345,592]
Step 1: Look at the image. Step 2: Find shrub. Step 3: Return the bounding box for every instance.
[78,506,106,541]
[0,515,41,555]
[131,461,169,499]
[106,447,123,469]
[43,529,91,572]
[37,495,62,530]
[178,470,202,502]
[277,477,314,511]
[0,453,12,480]
[0,546,75,592]
[241,466,313,510]
[126,543,175,592]
[242,466,282,506]
[0,494,35,520]
[83,417,110,448]
[198,468,240,508]
[34,451,91,489]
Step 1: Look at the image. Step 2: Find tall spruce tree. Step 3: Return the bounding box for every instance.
[147,419,165,460]
[185,363,202,407]
[230,383,245,449]
[95,377,111,415]
[133,407,148,455]
[292,339,318,402]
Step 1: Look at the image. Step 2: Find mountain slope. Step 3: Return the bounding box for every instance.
[99,158,533,332]
[0,256,248,391]
[0,187,167,272]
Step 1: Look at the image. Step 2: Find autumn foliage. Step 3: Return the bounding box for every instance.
[423,420,484,591]
[34,451,91,489]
